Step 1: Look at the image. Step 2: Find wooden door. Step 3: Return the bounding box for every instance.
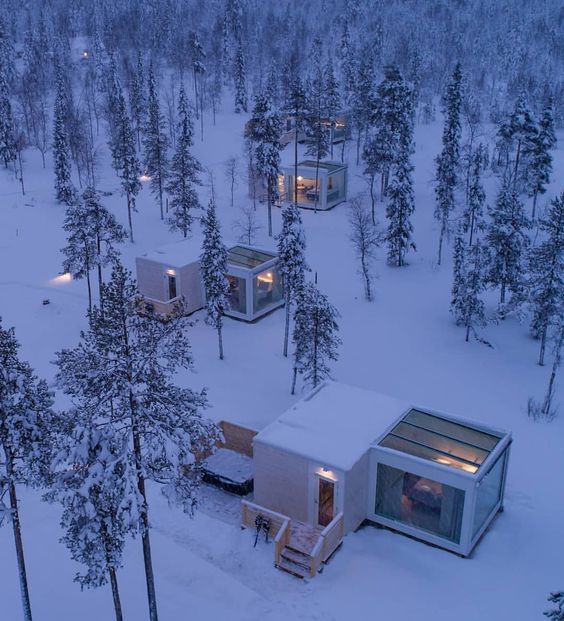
[317,477,335,527]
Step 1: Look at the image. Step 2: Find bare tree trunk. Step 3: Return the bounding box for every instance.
[6,449,33,621]
[532,191,538,221]
[283,293,291,357]
[108,567,123,621]
[539,326,547,366]
[465,324,471,342]
[437,222,445,266]
[127,192,134,243]
[541,325,563,415]
[218,323,224,360]
[369,175,376,225]
[291,367,298,395]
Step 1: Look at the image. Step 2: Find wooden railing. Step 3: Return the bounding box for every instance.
[274,518,291,567]
[241,500,290,539]
[308,512,344,577]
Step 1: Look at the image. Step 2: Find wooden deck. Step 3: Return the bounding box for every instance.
[288,521,323,555]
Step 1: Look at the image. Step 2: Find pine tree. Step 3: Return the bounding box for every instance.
[129,51,145,151]
[55,265,219,621]
[143,65,169,220]
[544,591,564,620]
[291,283,341,394]
[0,67,16,168]
[233,42,247,113]
[82,187,127,300]
[528,191,564,366]
[451,234,488,342]
[49,425,137,621]
[165,86,202,237]
[351,47,375,165]
[485,183,530,311]
[324,57,341,159]
[200,198,230,360]
[285,77,308,203]
[0,319,55,621]
[110,88,141,242]
[524,100,557,220]
[53,64,75,205]
[277,202,309,357]
[249,92,282,236]
[462,144,487,247]
[62,201,98,312]
[434,63,463,265]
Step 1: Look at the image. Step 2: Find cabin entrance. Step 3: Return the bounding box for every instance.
[316,477,335,527]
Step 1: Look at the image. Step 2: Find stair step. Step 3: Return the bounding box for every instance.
[276,557,309,579]
[281,546,311,569]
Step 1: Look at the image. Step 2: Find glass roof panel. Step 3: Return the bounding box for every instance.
[378,409,503,474]
[227,246,276,268]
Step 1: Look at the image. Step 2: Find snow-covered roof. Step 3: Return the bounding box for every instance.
[254,381,411,471]
[140,237,203,268]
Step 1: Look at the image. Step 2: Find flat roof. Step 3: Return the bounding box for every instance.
[254,382,411,471]
[378,409,504,474]
[299,160,346,172]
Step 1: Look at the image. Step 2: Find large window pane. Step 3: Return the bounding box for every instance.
[227,275,246,314]
[253,267,283,313]
[375,464,465,543]
[472,451,506,538]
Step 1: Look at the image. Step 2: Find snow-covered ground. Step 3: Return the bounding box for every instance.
[1,102,562,620]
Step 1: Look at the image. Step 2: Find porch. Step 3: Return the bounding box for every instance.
[241,500,344,579]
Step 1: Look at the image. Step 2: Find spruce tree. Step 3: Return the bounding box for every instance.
[0,319,55,621]
[291,283,341,394]
[324,56,341,159]
[166,86,202,237]
[200,198,230,360]
[110,88,141,242]
[249,92,282,236]
[351,48,375,165]
[143,65,169,220]
[544,591,564,620]
[528,191,564,366]
[129,51,145,151]
[233,42,247,113]
[61,201,98,312]
[277,202,309,357]
[285,77,308,202]
[434,63,462,265]
[53,65,75,205]
[485,183,530,311]
[55,265,219,621]
[462,144,487,247]
[0,67,16,169]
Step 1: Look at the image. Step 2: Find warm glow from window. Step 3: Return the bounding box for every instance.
[49,273,72,285]
[139,173,152,182]
[256,272,273,283]
[297,175,303,181]
[434,457,478,474]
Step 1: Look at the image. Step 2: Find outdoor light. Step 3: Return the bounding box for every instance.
[297,175,303,181]
[166,268,176,276]
[49,272,72,285]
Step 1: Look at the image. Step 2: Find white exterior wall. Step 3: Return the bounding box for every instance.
[253,441,310,522]
[343,452,370,533]
[179,261,205,314]
[136,257,168,301]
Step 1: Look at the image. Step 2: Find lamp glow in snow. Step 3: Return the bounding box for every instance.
[49,272,72,285]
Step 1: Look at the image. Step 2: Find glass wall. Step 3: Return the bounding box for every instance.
[472,450,506,538]
[253,266,283,314]
[375,464,465,543]
[327,170,346,206]
[287,175,320,206]
[227,275,246,314]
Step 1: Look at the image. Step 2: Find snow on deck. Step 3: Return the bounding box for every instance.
[255,381,410,471]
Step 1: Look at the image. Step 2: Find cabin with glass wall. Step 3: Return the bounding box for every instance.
[136,241,284,322]
[249,381,511,558]
[279,160,348,210]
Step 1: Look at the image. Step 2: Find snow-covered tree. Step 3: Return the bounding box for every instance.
[110,88,141,242]
[291,283,341,394]
[524,100,557,220]
[166,86,202,238]
[53,64,75,205]
[349,195,382,301]
[248,92,282,236]
[143,65,169,220]
[434,63,462,265]
[82,187,127,298]
[285,77,308,199]
[462,143,487,247]
[62,201,98,312]
[129,51,145,151]
[485,183,530,311]
[55,264,219,621]
[451,234,488,342]
[386,119,415,267]
[351,48,375,164]
[49,425,138,621]
[324,57,341,159]
[0,320,54,621]
[224,156,238,207]
[200,198,230,360]
[277,202,309,357]
[0,66,16,169]
[544,590,564,620]
[528,191,564,366]
[233,42,247,113]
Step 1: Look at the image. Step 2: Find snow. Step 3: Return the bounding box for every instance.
[255,381,410,471]
[140,235,204,268]
[202,448,253,485]
[1,95,563,621]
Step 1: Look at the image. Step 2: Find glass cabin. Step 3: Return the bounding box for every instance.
[279,161,348,210]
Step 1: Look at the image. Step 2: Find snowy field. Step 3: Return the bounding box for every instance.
[1,103,562,620]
